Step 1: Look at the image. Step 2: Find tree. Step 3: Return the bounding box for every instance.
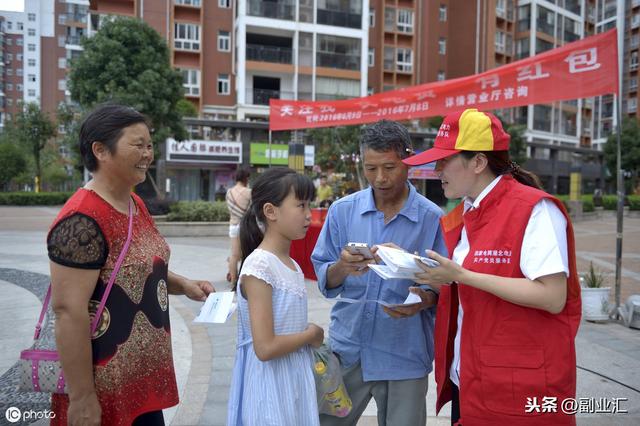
[68,17,188,145]
[0,143,27,190]
[176,99,198,118]
[604,117,640,193]
[12,103,57,192]
[505,123,528,165]
[307,125,365,189]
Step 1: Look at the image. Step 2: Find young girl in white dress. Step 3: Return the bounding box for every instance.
[227,167,324,426]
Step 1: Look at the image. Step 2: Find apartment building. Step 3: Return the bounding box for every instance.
[0,0,89,123]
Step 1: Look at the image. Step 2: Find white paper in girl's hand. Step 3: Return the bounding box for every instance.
[194,292,236,323]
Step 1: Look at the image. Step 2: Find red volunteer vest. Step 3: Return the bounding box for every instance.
[435,175,581,425]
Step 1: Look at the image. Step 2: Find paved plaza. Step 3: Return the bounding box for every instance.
[0,205,638,425]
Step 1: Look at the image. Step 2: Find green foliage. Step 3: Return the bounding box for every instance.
[554,195,594,213]
[308,125,361,175]
[0,143,27,188]
[11,103,57,190]
[68,17,188,144]
[176,99,198,118]
[583,261,604,288]
[602,195,618,210]
[604,118,640,193]
[167,201,230,222]
[505,123,527,165]
[56,103,83,172]
[628,195,640,211]
[0,192,73,205]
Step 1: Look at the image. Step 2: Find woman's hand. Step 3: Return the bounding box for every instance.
[413,250,464,292]
[183,279,215,302]
[67,392,101,426]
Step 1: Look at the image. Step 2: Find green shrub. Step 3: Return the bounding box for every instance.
[0,191,73,205]
[167,201,230,222]
[602,195,618,210]
[553,195,594,213]
[629,195,640,211]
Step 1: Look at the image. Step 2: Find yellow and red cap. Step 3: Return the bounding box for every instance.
[403,108,510,166]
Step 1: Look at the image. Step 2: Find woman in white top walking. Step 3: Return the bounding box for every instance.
[227,167,325,426]
[225,167,251,288]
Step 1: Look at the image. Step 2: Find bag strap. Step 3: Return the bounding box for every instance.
[34,199,135,340]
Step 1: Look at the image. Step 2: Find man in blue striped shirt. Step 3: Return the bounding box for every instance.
[312,120,447,426]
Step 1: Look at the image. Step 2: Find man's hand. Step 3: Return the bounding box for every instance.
[383,287,438,319]
[183,279,215,302]
[337,248,377,276]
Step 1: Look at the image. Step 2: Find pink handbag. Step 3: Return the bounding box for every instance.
[19,201,134,394]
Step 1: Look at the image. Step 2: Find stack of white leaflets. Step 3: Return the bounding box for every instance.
[368,246,439,280]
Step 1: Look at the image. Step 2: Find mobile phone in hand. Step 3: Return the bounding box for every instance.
[345,242,375,259]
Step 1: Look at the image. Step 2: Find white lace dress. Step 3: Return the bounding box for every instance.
[227,249,319,426]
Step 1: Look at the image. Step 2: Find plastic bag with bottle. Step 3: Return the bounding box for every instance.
[312,344,352,417]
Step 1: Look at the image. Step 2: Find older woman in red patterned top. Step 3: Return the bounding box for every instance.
[47,104,214,426]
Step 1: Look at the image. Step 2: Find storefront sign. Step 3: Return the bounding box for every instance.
[166,138,242,164]
[304,145,315,166]
[250,143,289,165]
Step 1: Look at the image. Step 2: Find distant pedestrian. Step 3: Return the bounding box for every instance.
[225,167,251,288]
[227,167,324,425]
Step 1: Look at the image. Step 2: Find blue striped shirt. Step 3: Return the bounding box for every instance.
[311,183,447,381]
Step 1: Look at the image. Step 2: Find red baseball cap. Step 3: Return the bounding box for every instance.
[403,109,510,166]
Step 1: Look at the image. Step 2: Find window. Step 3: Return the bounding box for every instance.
[7,53,13,61]
[174,23,200,51]
[6,38,12,46]
[28,13,36,21]
[368,48,374,67]
[28,43,36,52]
[28,28,35,36]
[438,38,446,55]
[7,99,12,106]
[217,30,230,52]
[7,83,13,91]
[28,74,36,82]
[7,21,12,30]
[439,5,447,22]
[17,22,23,30]
[181,69,200,96]
[175,0,201,6]
[7,69,12,76]
[218,0,230,8]
[631,51,639,71]
[17,53,22,61]
[17,84,23,92]
[495,31,505,53]
[58,79,66,91]
[28,58,35,67]
[396,48,412,72]
[397,9,414,33]
[367,87,374,96]
[16,38,23,46]
[437,71,446,81]
[58,58,66,69]
[16,69,23,76]
[369,9,375,27]
[217,74,230,95]
[28,89,36,97]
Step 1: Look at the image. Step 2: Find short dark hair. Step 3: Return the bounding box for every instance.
[360,120,413,160]
[79,103,149,172]
[235,166,250,183]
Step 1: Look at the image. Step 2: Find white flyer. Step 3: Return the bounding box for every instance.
[194,292,236,324]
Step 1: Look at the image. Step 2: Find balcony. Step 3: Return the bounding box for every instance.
[58,13,87,25]
[564,31,580,43]
[65,35,83,46]
[632,15,640,29]
[517,20,530,32]
[175,0,201,6]
[495,43,505,54]
[316,52,360,71]
[537,20,555,36]
[248,0,294,21]
[317,9,361,29]
[246,44,292,64]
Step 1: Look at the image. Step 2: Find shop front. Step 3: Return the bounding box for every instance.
[165,138,243,201]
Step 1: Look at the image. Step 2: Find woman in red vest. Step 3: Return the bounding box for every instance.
[403,109,581,425]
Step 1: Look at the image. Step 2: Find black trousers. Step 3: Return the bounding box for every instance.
[451,384,461,425]
[132,410,165,426]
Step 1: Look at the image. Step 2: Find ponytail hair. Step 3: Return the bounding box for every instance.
[460,150,543,190]
[239,168,316,262]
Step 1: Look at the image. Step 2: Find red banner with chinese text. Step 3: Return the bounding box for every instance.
[269,29,618,131]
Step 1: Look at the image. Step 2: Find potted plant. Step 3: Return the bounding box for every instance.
[581,262,611,321]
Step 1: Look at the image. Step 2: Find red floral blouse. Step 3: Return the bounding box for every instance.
[47,189,178,425]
